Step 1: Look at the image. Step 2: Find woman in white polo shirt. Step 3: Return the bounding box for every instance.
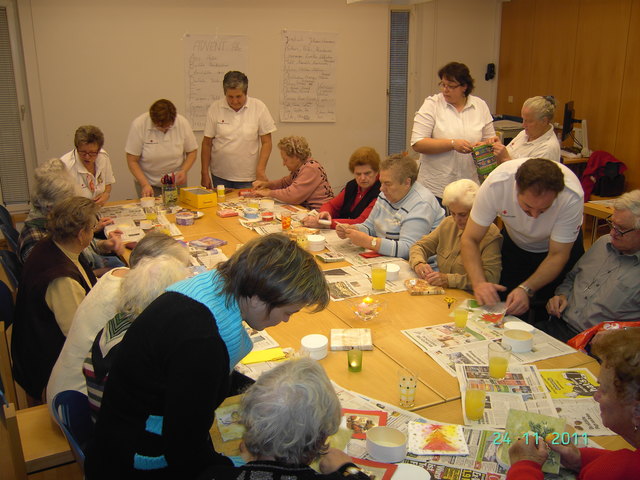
[60,125,115,205]
[411,62,496,202]
[492,96,561,163]
[126,99,198,197]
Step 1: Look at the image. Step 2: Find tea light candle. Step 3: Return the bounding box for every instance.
[357,297,376,316]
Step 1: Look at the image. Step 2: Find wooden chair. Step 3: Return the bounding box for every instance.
[1,363,76,478]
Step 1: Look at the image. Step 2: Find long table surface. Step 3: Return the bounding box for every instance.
[108,193,633,459]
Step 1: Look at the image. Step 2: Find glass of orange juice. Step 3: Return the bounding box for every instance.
[488,342,512,379]
[464,388,486,421]
[454,308,468,332]
[370,264,387,291]
[281,211,292,230]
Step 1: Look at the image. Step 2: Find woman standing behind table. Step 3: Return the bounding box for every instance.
[506,328,640,479]
[409,179,501,290]
[85,233,330,480]
[303,146,381,229]
[492,96,561,163]
[126,99,198,197]
[60,125,115,205]
[252,136,334,210]
[411,62,496,201]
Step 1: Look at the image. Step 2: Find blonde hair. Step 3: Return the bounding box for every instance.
[278,136,312,162]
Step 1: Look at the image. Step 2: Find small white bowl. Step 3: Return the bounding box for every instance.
[301,334,328,360]
[307,234,326,252]
[503,329,534,353]
[140,197,155,208]
[386,263,400,281]
[366,426,407,463]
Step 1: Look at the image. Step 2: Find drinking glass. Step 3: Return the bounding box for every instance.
[488,342,512,379]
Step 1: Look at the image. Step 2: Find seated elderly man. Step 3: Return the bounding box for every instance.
[46,232,190,408]
[199,357,370,479]
[545,190,640,342]
[336,153,444,259]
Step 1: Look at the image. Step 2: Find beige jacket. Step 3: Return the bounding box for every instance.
[409,216,502,290]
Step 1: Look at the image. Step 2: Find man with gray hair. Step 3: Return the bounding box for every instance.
[546,190,640,341]
[201,70,276,189]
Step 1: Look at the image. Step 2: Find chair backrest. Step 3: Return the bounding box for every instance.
[0,224,19,254]
[0,205,13,231]
[51,390,93,472]
[0,390,28,480]
[0,322,18,408]
[0,250,21,291]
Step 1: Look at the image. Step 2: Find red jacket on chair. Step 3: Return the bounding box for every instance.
[580,150,627,200]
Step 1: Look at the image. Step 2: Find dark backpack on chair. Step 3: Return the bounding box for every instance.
[593,161,625,197]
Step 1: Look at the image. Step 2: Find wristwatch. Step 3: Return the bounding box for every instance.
[517,284,534,298]
[370,237,377,248]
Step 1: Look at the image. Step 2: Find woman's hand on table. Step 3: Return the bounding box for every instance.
[508,436,549,466]
[335,223,354,239]
[252,188,271,198]
[414,262,434,279]
[452,139,473,154]
[546,294,568,317]
[549,441,582,472]
[141,184,154,198]
[505,287,530,316]
[425,271,449,288]
[342,228,370,248]
[319,448,356,474]
[472,281,506,306]
[201,172,212,189]
[95,216,114,232]
[252,180,269,189]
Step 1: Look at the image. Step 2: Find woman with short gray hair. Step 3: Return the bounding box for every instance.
[60,125,115,205]
[493,95,561,163]
[410,179,502,290]
[199,358,370,479]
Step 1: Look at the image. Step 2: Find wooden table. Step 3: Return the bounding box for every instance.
[109,195,634,460]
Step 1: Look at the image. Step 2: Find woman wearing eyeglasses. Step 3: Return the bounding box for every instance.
[60,125,115,205]
[411,62,496,202]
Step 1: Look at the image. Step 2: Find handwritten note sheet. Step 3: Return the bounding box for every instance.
[183,34,248,130]
[281,30,337,122]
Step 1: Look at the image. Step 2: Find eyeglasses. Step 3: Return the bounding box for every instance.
[438,81,462,90]
[605,216,637,237]
[78,150,99,158]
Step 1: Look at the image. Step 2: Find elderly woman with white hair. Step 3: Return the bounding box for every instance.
[410,179,502,290]
[199,358,370,479]
[493,96,561,163]
[82,254,190,420]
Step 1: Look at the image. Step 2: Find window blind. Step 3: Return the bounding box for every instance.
[388,10,409,156]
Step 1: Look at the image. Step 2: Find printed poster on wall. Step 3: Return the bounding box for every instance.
[183,34,248,130]
[280,30,337,122]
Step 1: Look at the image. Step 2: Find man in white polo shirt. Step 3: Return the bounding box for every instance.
[461,158,584,320]
[201,71,277,190]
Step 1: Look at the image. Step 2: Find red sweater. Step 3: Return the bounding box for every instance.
[319,184,378,228]
[507,448,640,480]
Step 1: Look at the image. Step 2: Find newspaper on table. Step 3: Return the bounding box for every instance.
[402,312,576,377]
[188,247,228,270]
[321,230,394,267]
[457,364,558,430]
[323,264,410,300]
[539,369,614,436]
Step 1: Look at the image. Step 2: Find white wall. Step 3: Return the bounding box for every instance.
[409,0,502,120]
[16,0,502,202]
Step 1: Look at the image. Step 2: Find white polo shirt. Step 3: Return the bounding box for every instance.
[411,93,495,197]
[506,126,561,162]
[470,158,584,252]
[125,113,198,187]
[60,148,115,200]
[203,96,276,182]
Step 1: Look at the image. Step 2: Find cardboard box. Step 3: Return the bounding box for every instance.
[180,187,217,209]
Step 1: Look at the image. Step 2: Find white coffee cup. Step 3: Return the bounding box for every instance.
[386,263,400,281]
[307,234,326,252]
